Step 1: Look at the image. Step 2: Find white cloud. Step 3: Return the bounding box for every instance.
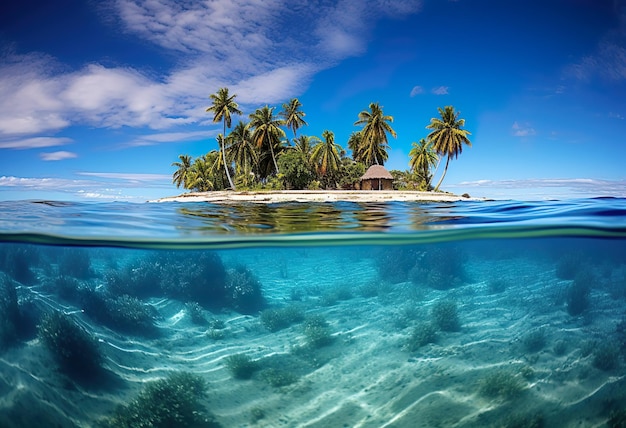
[457,178,626,196]
[431,86,449,95]
[511,121,536,137]
[0,173,173,201]
[0,137,73,149]
[0,0,423,141]
[77,172,171,182]
[123,131,212,147]
[410,86,424,97]
[40,151,77,161]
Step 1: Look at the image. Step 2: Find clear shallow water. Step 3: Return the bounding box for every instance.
[0,197,625,427]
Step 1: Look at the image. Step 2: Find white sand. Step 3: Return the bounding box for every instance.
[150,190,487,204]
[2,247,624,427]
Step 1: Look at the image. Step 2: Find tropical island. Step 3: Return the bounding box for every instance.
[160,88,477,203]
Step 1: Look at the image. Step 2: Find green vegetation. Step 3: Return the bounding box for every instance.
[206,87,242,190]
[408,138,438,190]
[431,300,461,332]
[99,372,216,428]
[225,353,259,379]
[479,370,525,399]
[186,301,207,325]
[407,321,437,351]
[172,87,472,192]
[260,368,299,387]
[302,315,334,349]
[426,105,472,191]
[260,305,305,332]
[38,310,103,379]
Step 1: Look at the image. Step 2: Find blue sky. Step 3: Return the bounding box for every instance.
[0,0,625,201]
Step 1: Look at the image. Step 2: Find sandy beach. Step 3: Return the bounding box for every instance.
[151,190,486,204]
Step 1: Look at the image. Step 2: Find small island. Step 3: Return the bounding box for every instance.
[169,88,474,201]
[152,189,484,204]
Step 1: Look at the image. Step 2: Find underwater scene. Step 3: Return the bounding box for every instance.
[1,199,626,427]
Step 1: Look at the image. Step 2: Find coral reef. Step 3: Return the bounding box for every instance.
[431,300,461,332]
[38,310,103,379]
[99,372,217,428]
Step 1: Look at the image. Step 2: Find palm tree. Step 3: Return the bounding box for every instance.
[187,155,214,192]
[248,106,286,176]
[171,154,193,189]
[206,87,242,190]
[409,138,438,189]
[426,106,472,191]
[227,121,258,185]
[293,135,314,156]
[280,98,308,141]
[347,131,363,162]
[354,102,396,166]
[310,130,342,180]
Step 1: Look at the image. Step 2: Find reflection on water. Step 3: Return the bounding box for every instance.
[177,202,461,234]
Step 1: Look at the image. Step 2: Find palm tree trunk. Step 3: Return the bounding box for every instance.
[222,122,236,190]
[269,141,280,175]
[434,156,450,192]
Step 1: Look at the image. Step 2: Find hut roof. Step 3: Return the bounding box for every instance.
[360,165,393,181]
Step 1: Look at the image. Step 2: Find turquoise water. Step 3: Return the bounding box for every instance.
[0,198,625,427]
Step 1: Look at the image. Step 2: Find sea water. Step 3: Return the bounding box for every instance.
[0,198,625,427]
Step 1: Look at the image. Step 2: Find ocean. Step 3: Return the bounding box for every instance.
[0,198,625,427]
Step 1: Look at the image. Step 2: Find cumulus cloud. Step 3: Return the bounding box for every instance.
[431,86,449,95]
[410,86,424,97]
[0,1,423,142]
[511,121,536,137]
[40,151,77,161]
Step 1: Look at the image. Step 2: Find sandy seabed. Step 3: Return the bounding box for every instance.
[1,245,625,427]
[151,190,487,204]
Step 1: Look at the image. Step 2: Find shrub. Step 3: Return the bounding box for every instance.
[185,301,207,325]
[99,372,215,428]
[260,368,299,387]
[103,295,158,336]
[407,322,437,351]
[38,310,103,379]
[521,329,546,353]
[431,300,460,332]
[319,285,353,306]
[303,315,333,349]
[260,305,304,332]
[566,273,592,316]
[592,343,620,371]
[225,266,265,314]
[479,371,525,399]
[225,354,259,379]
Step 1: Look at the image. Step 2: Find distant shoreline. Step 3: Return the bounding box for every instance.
[151,190,488,204]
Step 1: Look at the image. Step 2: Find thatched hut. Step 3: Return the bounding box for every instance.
[359,165,394,190]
